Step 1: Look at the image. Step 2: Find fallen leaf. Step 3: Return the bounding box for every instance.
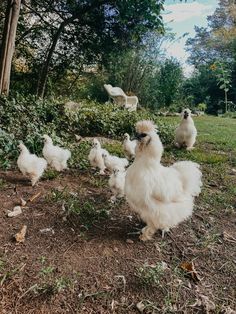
[7,206,22,217]
[14,225,27,243]
[180,261,201,282]
[29,192,41,203]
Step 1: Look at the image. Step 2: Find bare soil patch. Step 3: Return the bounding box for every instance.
[0,166,235,313]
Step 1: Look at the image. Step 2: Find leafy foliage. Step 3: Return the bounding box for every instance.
[0,95,175,169]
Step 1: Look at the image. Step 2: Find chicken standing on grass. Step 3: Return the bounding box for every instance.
[102,151,129,172]
[123,133,137,160]
[175,108,197,150]
[125,120,202,241]
[88,138,108,175]
[42,135,71,171]
[17,143,47,186]
[108,166,126,202]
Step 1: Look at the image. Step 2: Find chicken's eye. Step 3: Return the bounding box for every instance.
[139,133,147,138]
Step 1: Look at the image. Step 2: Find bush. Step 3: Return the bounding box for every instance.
[0,95,176,169]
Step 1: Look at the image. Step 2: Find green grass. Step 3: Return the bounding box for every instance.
[164,115,236,153]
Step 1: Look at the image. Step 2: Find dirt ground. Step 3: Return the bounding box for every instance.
[0,165,235,313]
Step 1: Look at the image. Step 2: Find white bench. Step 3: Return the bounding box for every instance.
[104,84,138,112]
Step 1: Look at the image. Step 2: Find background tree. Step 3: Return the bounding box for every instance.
[0,0,21,96]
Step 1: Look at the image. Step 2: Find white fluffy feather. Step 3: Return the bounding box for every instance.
[42,135,71,171]
[123,133,137,160]
[108,166,126,202]
[125,120,202,241]
[88,138,108,174]
[102,151,128,172]
[17,143,47,186]
[175,108,197,150]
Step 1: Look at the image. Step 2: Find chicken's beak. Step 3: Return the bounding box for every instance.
[184,112,189,119]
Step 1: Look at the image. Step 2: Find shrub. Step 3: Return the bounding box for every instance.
[0,95,175,169]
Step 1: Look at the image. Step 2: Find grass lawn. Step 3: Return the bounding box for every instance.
[0,115,235,313]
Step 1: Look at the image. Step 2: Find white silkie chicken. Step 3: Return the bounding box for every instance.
[123,133,137,160]
[17,143,47,186]
[88,138,108,175]
[175,108,197,150]
[42,135,71,171]
[102,151,128,172]
[108,166,126,202]
[125,120,202,241]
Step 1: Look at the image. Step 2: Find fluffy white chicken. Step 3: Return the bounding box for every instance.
[102,151,128,172]
[17,143,47,186]
[125,120,202,241]
[175,108,197,150]
[42,135,71,171]
[108,166,126,202]
[88,138,108,175]
[123,133,137,160]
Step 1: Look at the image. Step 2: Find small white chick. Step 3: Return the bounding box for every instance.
[17,142,47,186]
[108,166,126,202]
[88,138,108,175]
[123,133,137,160]
[102,151,128,172]
[42,135,71,171]
[175,108,197,150]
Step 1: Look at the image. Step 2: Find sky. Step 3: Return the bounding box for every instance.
[162,0,218,76]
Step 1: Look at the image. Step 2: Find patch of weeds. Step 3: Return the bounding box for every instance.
[69,201,109,229]
[0,178,7,189]
[197,231,221,248]
[43,169,60,180]
[0,262,23,286]
[69,141,91,170]
[136,263,165,287]
[40,266,55,277]
[49,188,109,228]
[89,175,107,188]
[31,277,72,297]
[28,258,72,297]
[103,142,124,157]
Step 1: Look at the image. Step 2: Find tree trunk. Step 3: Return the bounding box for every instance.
[225,90,228,113]
[0,0,21,96]
[36,21,67,98]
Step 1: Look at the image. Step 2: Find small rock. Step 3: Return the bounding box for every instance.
[126,239,134,244]
[20,198,27,206]
[7,206,22,217]
[40,228,55,235]
[113,247,119,252]
[136,301,145,312]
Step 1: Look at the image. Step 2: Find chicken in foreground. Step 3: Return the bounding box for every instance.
[42,135,71,171]
[108,166,126,202]
[17,143,47,186]
[102,151,128,172]
[123,133,137,160]
[175,108,197,150]
[125,120,202,241]
[88,138,108,175]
